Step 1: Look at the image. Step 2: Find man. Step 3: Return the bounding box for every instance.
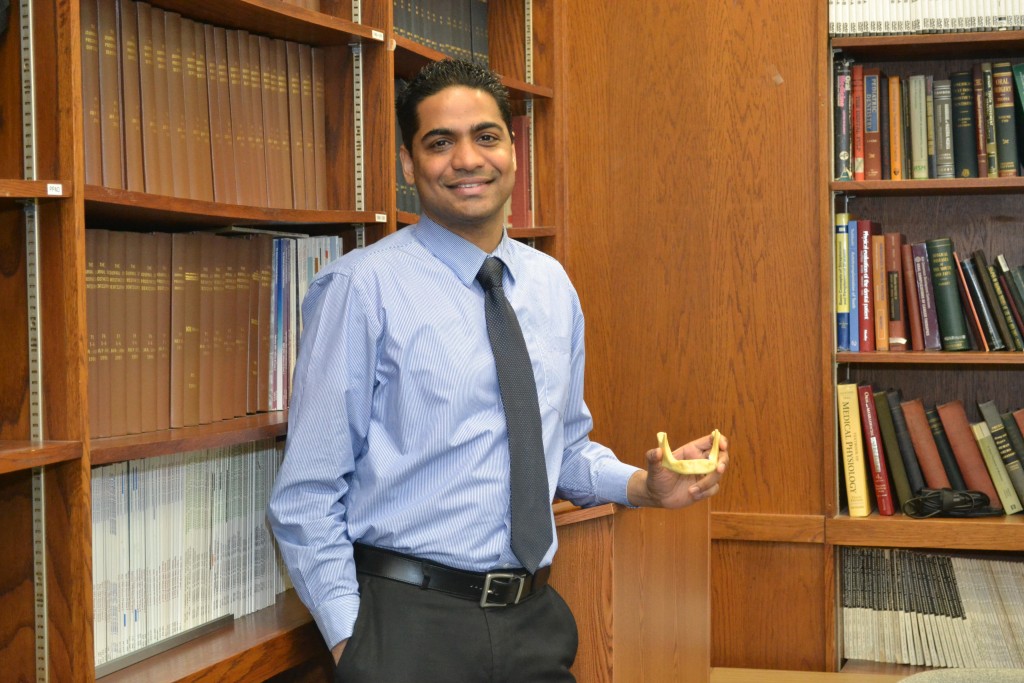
[268,59,728,682]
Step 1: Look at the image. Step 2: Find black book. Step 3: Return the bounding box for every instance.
[879,74,891,179]
[950,70,979,178]
[926,406,968,490]
[886,389,926,495]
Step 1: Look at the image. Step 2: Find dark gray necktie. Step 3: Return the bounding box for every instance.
[476,256,552,573]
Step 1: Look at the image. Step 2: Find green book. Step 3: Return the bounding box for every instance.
[991,62,1019,177]
[971,421,1023,514]
[977,400,1024,503]
[950,71,978,178]
[1000,412,1024,502]
[874,389,913,509]
[925,237,970,351]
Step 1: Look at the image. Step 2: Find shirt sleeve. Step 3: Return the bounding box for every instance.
[267,268,380,649]
[554,286,641,507]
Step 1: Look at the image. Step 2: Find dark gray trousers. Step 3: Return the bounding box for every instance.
[335,572,578,683]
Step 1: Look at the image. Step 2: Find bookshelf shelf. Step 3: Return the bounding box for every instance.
[84,186,385,231]
[144,0,384,46]
[393,35,554,99]
[827,513,1024,551]
[0,440,82,475]
[830,176,1024,195]
[833,29,1024,59]
[96,589,322,683]
[91,411,288,466]
[836,351,1024,365]
[0,179,71,202]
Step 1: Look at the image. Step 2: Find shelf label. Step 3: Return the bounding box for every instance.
[371,29,384,41]
[375,213,387,223]
[46,183,62,196]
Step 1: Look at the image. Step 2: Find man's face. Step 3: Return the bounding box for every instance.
[400,86,516,244]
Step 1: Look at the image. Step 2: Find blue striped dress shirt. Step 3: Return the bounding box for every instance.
[267,216,639,649]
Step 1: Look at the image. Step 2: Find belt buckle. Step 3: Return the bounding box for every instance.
[480,572,525,608]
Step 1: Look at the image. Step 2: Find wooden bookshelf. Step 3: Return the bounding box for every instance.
[827,26,1024,673]
[0,440,82,475]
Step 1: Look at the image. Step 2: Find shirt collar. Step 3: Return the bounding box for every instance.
[413,215,520,288]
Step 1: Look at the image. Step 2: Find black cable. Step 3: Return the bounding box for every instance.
[902,488,1003,519]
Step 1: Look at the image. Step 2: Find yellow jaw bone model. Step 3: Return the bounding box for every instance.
[657,429,721,475]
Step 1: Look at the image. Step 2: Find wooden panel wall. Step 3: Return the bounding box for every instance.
[562,0,830,672]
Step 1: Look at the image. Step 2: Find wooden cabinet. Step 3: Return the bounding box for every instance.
[827,29,1024,673]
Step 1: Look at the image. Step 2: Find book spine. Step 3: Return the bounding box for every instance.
[932,79,954,178]
[863,69,883,180]
[120,0,145,192]
[192,21,215,203]
[884,232,908,350]
[971,64,991,177]
[911,241,942,351]
[886,390,926,495]
[852,64,866,180]
[925,75,936,179]
[925,405,967,490]
[998,411,1024,502]
[835,212,851,351]
[992,62,1019,177]
[937,400,1001,504]
[857,220,878,351]
[888,74,904,180]
[971,422,1022,513]
[901,397,953,490]
[82,0,103,186]
[98,0,125,189]
[901,243,925,350]
[837,383,874,517]
[847,220,858,352]
[985,264,1024,350]
[874,389,914,509]
[925,237,970,351]
[908,74,929,179]
[950,70,979,178]
[154,232,171,431]
[879,74,890,179]
[959,255,1004,350]
[977,400,1024,501]
[996,254,1024,334]
[981,62,999,177]
[871,234,889,351]
[858,385,895,515]
[108,230,127,436]
[952,250,988,352]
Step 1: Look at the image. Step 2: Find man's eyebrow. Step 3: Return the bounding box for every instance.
[419,121,505,142]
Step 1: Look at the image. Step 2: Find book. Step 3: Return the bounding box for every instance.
[886,390,926,495]
[959,254,1004,351]
[900,397,952,490]
[971,422,1023,513]
[936,400,998,501]
[925,405,967,490]
[980,62,999,178]
[949,70,979,178]
[911,242,942,351]
[985,262,1024,351]
[955,251,987,350]
[907,75,928,179]
[509,114,533,227]
[932,78,954,179]
[120,0,145,193]
[884,232,908,350]
[835,212,851,351]
[879,73,890,179]
[108,230,127,436]
[995,254,1024,336]
[973,250,1021,350]
[873,389,914,509]
[863,68,883,180]
[976,400,1024,504]
[887,74,904,180]
[970,64,992,178]
[871,234,889,351]
[901,243,924,351]
[925,237,969,351]
[858,385,895,515]
[991,62,1019,177]
[856,219,881,351]
[999,411,1024,502]
[82,0,103,186]
[847,220,858,351]
[97,0,124,189]
[852,64,866,180]
[837,382,873,517]
[925,75,936,179]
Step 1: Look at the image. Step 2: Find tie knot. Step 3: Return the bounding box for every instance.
[476,257,505,292]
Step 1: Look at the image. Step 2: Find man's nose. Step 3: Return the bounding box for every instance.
[450,139,484,169]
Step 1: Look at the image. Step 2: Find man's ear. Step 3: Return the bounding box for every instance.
[399,145,415,185]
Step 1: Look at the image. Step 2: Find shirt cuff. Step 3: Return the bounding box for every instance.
[597,459,642,508]
[310,593,361,650]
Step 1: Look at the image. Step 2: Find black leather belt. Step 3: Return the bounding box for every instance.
[353,543,550,608]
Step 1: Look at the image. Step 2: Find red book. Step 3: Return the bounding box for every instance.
[858,384,895,515]
[936,400,1002,509]
[856,220,881,351]
[901,243,924,350]
[863,68,884,181]
[901,398,952,490]
[852,64,866,181]
[884,232,908,351]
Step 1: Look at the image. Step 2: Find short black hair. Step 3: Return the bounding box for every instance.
[396,59,512,155]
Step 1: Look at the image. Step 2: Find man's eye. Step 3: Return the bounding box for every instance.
[429,139,451,150]
[478,134,498,143]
